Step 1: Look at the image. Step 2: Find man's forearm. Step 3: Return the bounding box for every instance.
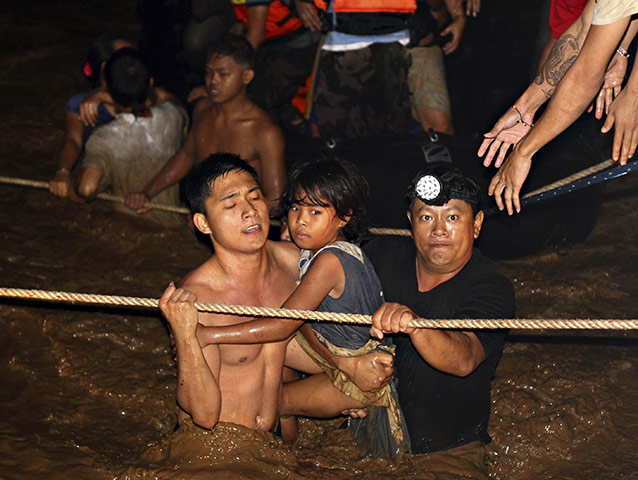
[175,336,221,428]
[409,329,485,377]
[619,18,638,51]
[143,149,195,198]
[516,21,630,158]
[514,0,595,118]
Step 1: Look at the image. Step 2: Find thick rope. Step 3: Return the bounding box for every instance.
[1,287,637,330]
[0,176,190,214]
[0,157,620,237]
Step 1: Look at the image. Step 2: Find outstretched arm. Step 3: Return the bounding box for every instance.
[245,4,268,49]
[256,124,286,215]
[478,0,596,168]
[592,19,638,119]
[489,18,631,214]
[160,284,222,429]
[198,252,344,346]
[50,112,84,198]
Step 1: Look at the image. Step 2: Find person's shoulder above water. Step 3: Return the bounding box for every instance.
[266,239,301,275]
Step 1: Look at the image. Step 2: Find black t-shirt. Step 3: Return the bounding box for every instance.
[363,236,515,454]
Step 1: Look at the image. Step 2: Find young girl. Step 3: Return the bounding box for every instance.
[198,158,410,458]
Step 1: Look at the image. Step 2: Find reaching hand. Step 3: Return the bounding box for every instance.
[478,106,534,168]
[49,169,72,198]
[487,145,533,214]
[601,86,638,165]
[592,54,628,119]
[465,0,480,17]
[440,16,465,55]
[294,0,321,31]
[79,90,111,127]
[125,191,151,213]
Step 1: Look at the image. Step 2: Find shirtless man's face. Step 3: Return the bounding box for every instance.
[195,170,269,253]
[204,55,253,104]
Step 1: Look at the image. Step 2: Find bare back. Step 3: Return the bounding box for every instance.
[178,240,299,430]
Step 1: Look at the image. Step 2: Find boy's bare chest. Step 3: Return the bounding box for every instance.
[193,118,258,162]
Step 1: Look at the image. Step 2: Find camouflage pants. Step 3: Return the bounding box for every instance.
[312,42,412,139]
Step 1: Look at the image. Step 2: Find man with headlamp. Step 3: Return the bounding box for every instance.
[363,162,515,476]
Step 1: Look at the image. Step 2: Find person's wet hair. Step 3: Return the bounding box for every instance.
[206,34,255,70]
[80,33,130,89]
[184,153,260,216]
[405,162,482,215]
[104,47,150,113]
[281,158,370,244]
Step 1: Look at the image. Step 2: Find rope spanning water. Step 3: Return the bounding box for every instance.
[0,156,630,237]
[0,176,190,214]
[2,287,638,330]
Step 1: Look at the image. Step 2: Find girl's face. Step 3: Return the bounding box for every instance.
[287,191,346,255]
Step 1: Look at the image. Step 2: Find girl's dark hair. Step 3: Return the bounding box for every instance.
[104,47,150,113]
[281,158,369,244]
[184,153,260,216]
[79,33,130,89]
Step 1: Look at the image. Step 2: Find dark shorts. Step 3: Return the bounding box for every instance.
[312,42,412,139]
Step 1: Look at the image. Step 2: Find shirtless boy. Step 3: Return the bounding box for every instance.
[127,35,285,215]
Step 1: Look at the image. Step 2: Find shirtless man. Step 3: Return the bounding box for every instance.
[159,154,297,430]
[126,34,285,215]
[160,154,390,433]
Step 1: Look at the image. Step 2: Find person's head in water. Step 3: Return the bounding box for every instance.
[104,47,151,115]
[282,158,369,253]
[80,33,133,89]
[184,153,268,252]
[204,35,255,104]
[405,162,484,275]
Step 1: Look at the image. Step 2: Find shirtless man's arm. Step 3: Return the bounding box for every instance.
[160,283,223,429]
[255,120,286,214]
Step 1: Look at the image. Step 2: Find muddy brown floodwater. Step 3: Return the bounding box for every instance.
[1,1,637,479]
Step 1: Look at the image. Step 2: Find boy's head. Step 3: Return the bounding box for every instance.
[405,162,482,216]
[204,35,255,103]
[205,34,255,70]
[281,158,370,244]
[184,153,260,216]
[104,47,151,113]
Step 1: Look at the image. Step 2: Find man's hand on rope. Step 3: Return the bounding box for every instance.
[488,144,533,215]
[159,283,199,341]
[478,106,533,168]
[125,191,151,213]
[601,85,638,165]
[370,302,417,340]
[49,169,72,198]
